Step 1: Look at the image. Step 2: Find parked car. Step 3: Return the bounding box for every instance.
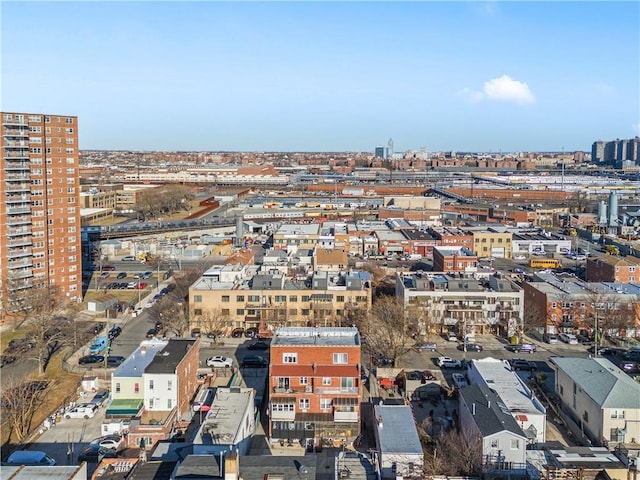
[559,333,579,345]
[622,361,640,373]
[247,341,270,351]
[131,307,143,317]
[90,434,125,452]
[122,255,136,262]
[116,272,127,279]
[446,332,458,342]
[231,328,245,338]
[510,359,537,371]
[6,450,56,466]
[142,271,153,279]
[505,343,537,353]
[78,355,105,365]
[241,355,268,368]
[89,337,108,354]
[106,356,125,367]
[0,355,17,367]
[245,327,258,338]
[416,342,437,351]
[108,326,122,340]
[543,333,559,344]
[191,328,201,338]
[90,390,110,406]
[77,444,119,463]
[100,272,111,279]
[406,370,425,381]
[102,265,116,271]
[457,343,483,352]
[436,356,462,368]
[206,356,233,368]
[451,373,469,388]
[422,370,436,381]
[127,281,137,289]
[146,327,158,338]
[133,272,143,279]
[64,404,98,419]
[136,282,148,289]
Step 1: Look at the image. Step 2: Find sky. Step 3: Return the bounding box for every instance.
[2,1,639,153]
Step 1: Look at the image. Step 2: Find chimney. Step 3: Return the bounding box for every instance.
[224,451,239,480]
[378,416,383,428]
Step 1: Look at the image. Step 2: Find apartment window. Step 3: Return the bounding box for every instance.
[134,383,139,393]
[167,399,172,409]
[340,377,354,390]
[194,309,202,316]
[44,116,50,123]
[236,295,245,302]
[551,302,557,309]
[299,377,308,385]
[194,295,202,302]
[115,383,121,393]
[248,295,260,302]
[289,295,298,303]
[610,428,625,442]
[283,353,297,364]
[275,295,286,302]
[336,295,345,302]
[320,398,332,411]
[149,380,154,390]
[148,399,154,408]
[582,411,589,423]
[333,353,348,364]
[299,398,310,410]
[236,308,244,315]
[289,308,297,316]
[221,295,230,302]
[221,308,230,315]
[611,410,625,419]
[302,295,310,302]
[167,380,172,391]
[491,440,499,448]
[277,377,290,390]
[65,117,73,123]
[301,309,310,316]
[272,403,294,412]
[510,439,520,449]
[322,377,331,385]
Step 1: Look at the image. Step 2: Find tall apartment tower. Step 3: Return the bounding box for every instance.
[1,112,82,316]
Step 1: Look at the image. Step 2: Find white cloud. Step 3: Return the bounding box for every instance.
[460,75,536,105]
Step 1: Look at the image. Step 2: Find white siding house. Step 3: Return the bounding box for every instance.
[373,405,424,479]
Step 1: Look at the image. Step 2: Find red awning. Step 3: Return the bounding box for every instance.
[515,414,528,422]
[271,365,314,377]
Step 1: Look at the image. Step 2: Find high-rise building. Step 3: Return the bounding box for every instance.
[1,112,82,316]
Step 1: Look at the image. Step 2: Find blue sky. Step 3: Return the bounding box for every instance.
[2,1,639,152]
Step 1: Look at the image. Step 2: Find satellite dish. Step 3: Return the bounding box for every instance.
[300,466,309,474]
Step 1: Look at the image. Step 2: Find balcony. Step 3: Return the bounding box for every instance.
[6,206,30,214]
[7,227,32,237]
[7,248,32,258]
[269,409,296,421]
[3,128,29,137]
[11,269,33,279]
[6,216,31,226]
[4,161,30,170]
[273,386,313,394]
[6,195,30,204]
[2,119,28,126]
[5,174,30,181]
[334,410,359,423]
[314,387,358,395]
[4,140,28,148]
[8,238,32,248]
[5,184,30,193]
[8,259,33,269]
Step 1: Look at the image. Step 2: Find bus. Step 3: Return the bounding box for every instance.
[530,258,562,269]
[192,386,214,413]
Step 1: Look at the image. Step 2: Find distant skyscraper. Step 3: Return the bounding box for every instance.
[374,146,388,159]
[1,112,82,315]
[592,137,640,167]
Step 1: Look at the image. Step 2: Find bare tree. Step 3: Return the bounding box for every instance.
[3,276,52,330]
[1,379,52,442]
[160,302,190,337]
[428,429,483,476]
[366,295,418,365]
[194,308,231,342]
[584,290,636,344]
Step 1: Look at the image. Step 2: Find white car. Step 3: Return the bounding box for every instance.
[514,255,526,260]
[206,355,233,368]
[90,435,125,452]
[64,404,98,419]
[144,301,155,309]
[451,373,469,388]
[446,332,458,342]
[436,356,462,368]
[559,333,579,345]
[131,307,143,317]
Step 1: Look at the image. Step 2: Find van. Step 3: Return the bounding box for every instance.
[192,387,214,413]
[89,336,108,354]
[5,450,56,466]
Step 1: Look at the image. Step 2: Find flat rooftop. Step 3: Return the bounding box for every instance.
[271,327,361,347]
[114,339,168,377]
[374,405,423,455]
[194,387,254,446]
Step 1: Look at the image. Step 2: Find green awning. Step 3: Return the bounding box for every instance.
[105,399,143,416]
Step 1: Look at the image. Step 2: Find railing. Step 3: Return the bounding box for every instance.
[8,259,33,269]
[270,410,296,421]
[314,387,358,395]
[273,387,313,394]
[6,216,31,225]
[7,248,32,258]
[6,207,30,214]
[334,411,358,422]
[7,228,31,236]
[8,238,33,247]
[10,269,33,279]
[5,174,30,181]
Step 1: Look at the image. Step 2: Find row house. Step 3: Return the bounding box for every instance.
[189,269,372,332]
[432,246,478,273]
[523,272,640,336]
[107,338,200,449]
[586,255,640,283]
[268,327,362,446]
[395,272,524,339]
[374,229,409,255]
[427,226,474,250]
[272,223,321,251]
[400,229,438,257]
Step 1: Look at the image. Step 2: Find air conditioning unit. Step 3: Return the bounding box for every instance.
[305,386,312,393]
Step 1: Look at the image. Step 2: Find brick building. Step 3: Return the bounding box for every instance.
[268,327,362,446]
[432,246,478,273]
[586,256,640,283]
[1,112,82,315]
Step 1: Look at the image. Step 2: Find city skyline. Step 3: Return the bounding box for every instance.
[2,1,639,153]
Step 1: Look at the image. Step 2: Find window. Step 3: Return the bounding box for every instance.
[236,308,244,315]
[322,377,331,385]
[302,295,310,302]
[248,295,260,302]
[149,380,154,390]
[582,411,589,423]
[134,383,139,393]
[510,439,520,449]
[194,309,202,316]
[289,295,298,303]
[236,295,245,302]
[491,439,499,448]
[149,399,154,408]
[611,410,625,419]
[336,295,345,302]
[299,398,310,410]
[167,398,172,409]
[333,353,348,364]
[272,403,294,412]
[221,308,230,315]
[283,353,297,364]
[221,295,230,302]
[320,398,332,411]
[277,377,290,390]
[340,377,354,390]
[115,383,121,393]
[167,380,172,391]
[194,295,202,302]
[299,377,308,385]
[610,428,625,442]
